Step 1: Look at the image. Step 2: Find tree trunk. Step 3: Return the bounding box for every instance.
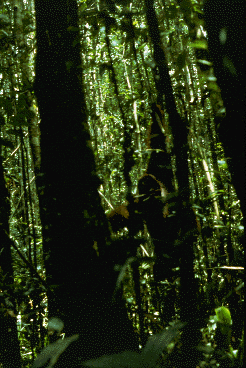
[204,0,246,218]
[34,0,138,366]
[0,149,22,367]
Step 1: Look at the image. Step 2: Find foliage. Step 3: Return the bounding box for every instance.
[0,0,244,367]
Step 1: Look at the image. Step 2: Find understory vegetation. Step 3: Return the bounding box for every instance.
[0,0,244,367]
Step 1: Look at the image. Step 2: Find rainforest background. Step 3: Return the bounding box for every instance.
[0,0,244,367]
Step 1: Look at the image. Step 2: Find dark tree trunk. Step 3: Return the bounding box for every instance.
[204,0,246,218]
[34,0,138,365]
[145,1,201,366]
[0,151,21,367]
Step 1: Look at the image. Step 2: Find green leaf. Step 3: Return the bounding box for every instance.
[189,39,207,50]
[215,306,232,325]
[137,43,146,52]
[217,160,228,169]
